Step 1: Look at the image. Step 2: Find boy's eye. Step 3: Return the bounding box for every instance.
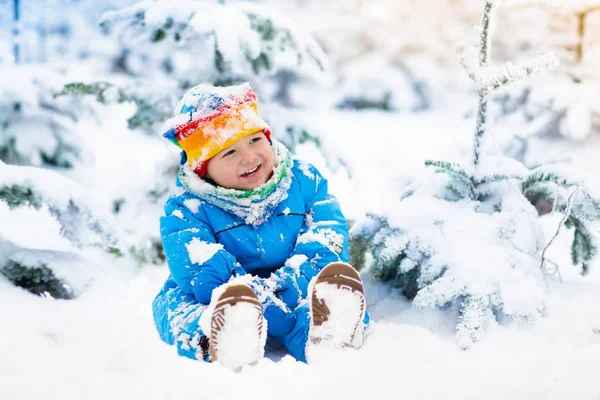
[250,137,262,144]
[222,149,235,158]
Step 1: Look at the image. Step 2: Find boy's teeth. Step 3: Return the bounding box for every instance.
[243,166,258,176]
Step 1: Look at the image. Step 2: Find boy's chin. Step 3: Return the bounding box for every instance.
[237,177,268,190]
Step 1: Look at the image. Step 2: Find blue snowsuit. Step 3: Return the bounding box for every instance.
[152,145,367,363]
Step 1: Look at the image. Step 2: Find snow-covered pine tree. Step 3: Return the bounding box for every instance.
[0,66,89,169]
[54,81,179,131]
[60,0,347,170]
[0,161,120,299]
[350,0,600,349]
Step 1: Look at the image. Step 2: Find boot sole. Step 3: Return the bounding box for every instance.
[311,262,366,347]
[209,284,264,371]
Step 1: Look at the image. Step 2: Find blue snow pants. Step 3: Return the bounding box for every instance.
[152,275,370,363]
[152,276,313,362]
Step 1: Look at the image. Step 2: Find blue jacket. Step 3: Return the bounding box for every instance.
[153,145,350,347]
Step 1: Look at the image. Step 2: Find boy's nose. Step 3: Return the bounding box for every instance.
[239,149,256,165]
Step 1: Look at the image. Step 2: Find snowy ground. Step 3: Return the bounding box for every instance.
[2,108,600,400]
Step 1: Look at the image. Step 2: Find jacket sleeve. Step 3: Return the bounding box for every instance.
[160,197,246,304]
[276,163,349,287]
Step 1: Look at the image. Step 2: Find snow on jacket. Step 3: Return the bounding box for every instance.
[153,141,349,344]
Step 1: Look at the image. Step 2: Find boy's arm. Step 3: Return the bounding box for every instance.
[274,163,349,291]
[161,198,246,304]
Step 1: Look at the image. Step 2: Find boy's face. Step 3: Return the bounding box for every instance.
[206,131,274,190]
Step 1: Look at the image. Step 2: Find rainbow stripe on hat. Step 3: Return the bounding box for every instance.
[163,83,271,171]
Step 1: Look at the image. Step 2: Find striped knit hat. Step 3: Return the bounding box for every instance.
[163,83,272,177]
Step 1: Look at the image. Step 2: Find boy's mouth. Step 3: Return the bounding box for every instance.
[240,164,261,178]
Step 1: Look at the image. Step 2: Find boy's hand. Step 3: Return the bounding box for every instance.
[271,266,309,310]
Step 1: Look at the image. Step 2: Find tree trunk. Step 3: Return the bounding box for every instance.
[13,0,21,64]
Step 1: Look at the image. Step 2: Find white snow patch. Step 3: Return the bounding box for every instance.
[171,210,184,219]
[211,301,266,371]
[313,198,335,206]
[308,282,365,352]
[298,161,315,180]
[285,254,309,270]
[185,238,223,265]
[298,229,344,254]
[183,199,201,213]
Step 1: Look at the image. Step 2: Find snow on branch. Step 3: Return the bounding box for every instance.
[0,163,117,248]
[458,2,559,95]
[54,81,178,129]
[485,54,559,94]
[100,0,327,78]
[462,0,559,168]
[457,42,481,84]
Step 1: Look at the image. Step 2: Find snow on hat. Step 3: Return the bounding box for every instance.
[163,83,271,175]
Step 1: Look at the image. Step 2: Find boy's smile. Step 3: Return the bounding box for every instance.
[206,131,274,190]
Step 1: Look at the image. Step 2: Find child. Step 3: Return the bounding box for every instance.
[152,83,369,371]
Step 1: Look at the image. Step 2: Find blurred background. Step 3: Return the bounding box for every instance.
[1,0,599,300]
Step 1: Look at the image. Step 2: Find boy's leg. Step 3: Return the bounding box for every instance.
[153,278,267,369]
[263,263,370,363]
[152,279,211,361]
[250,276,311,362]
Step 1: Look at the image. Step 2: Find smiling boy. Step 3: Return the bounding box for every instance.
[152,83,369,371]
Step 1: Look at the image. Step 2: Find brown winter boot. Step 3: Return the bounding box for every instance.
[310,262,366,349]
[209,283,265,371]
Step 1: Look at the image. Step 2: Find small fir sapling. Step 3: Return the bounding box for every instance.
[350,0,600,349]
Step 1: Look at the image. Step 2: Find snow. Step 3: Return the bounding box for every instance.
[308,281,365,350]
[211,301,266,371]
[3,1,600,398]
[297,228,344,254]
[2,106,600,399]
[185,237,223,266]
[285,254,308,270]
[183,198,201,213]
[297,161,315,180]
[171,209,184,219]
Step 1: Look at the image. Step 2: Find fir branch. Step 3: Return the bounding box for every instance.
[479,0,497,68]
[566,215,598,275]
[456,42,481,84]
[413,275,467,309]
[456,292,490,350]
[0,183,43,209]
[349,235,370,272]
[446,183,468,199]
[523,183,555,202]
[474,173,524,185]
[425,160,470,180]
[54,82,125,104]
[472,93,488,168]
[522,169,581,192]
[486,54,559,94]
[1,259,74,300]
[55,82,173,129]
[425,160,476,199]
